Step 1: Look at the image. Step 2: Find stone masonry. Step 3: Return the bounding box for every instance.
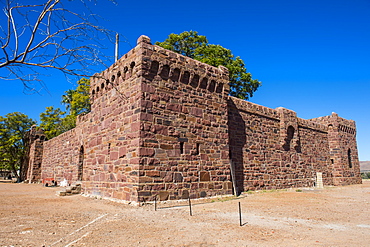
[26,35,361,203]
[26,126,46,183]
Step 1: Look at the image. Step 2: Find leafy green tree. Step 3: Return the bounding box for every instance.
[0,112,36,180]
[61,89,74,113]
[39,107,66,139]
[156,31,208,58]
[40,78,91,139]
[61,78,91,116]
[67,78,91,116]
[156,31,261,100]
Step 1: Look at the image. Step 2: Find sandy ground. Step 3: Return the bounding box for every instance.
[1,180,370,247]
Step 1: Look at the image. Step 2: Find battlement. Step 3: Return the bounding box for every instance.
[89,35,230,105]
[229,97,328,133]
[312,113,356,136]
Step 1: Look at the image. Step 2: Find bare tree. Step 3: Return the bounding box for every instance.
[0,0,115,93]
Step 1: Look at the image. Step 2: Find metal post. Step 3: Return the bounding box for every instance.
[238,201,242,226]
[154,195,157,211]
[188,197,192,216]
[115,33,119,62]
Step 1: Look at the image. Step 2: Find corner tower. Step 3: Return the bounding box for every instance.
[136,36,231,201]
[82,36,232,202]
[313,113,361,185]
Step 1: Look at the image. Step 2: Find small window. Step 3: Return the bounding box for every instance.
[216,83,223,93]
[170,68,181,82]
[130,61,136,69]
[283,126,295,151]
[181,71,190,84]
[147,61,159,79]
[150,61,159,74]
[208,80,216,92]
[348,149,352,168]
[180,142,184,154]
[199,77,208,89]
[195,143,200,155]
[190,74,200,88]
[160,65,170,79]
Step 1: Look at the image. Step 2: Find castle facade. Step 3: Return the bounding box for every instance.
[26,35,361,202]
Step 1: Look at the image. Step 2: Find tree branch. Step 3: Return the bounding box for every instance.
[0,0,117,93]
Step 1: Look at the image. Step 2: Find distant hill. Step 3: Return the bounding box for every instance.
[360,161,370,173]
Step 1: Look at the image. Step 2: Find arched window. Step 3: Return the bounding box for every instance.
[208,80,216,92]
[199,77,208,89]
[160,65,170,79]
[190,74,200,88]
[123,66,128,80]
[170,68,181,82]
[130,61,135,69]
[216,83,223,93]
[181,71,190,84]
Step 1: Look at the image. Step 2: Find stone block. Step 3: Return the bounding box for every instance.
[158,191,169,201]
[173,172,183,183]
[146,170,160,177]
[139,148,155,157]
[200,171,210,181]
[56,191,67,196]
[181,190,189,199]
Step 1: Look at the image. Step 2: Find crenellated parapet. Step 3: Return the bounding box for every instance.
[140,42,230,99]
[312,113,356,135]
[89,35,230,106]
[89,49,140,103]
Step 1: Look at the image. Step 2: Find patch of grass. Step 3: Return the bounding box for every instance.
[217,196,236,202]
[296,189,302,192]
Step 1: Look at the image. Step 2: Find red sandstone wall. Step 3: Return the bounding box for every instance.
[41,40,145,201]
[228,97,333,191]
[27,139,44,182]
[134,37,232,201]
[26,127,46,183]
[41,129,79,185]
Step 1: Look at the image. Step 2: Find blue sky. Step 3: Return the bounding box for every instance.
[0,0,369,160]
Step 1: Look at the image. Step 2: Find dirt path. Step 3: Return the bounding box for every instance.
[1,181,370,246]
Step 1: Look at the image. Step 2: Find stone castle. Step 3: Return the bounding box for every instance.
[26,35,361,202]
